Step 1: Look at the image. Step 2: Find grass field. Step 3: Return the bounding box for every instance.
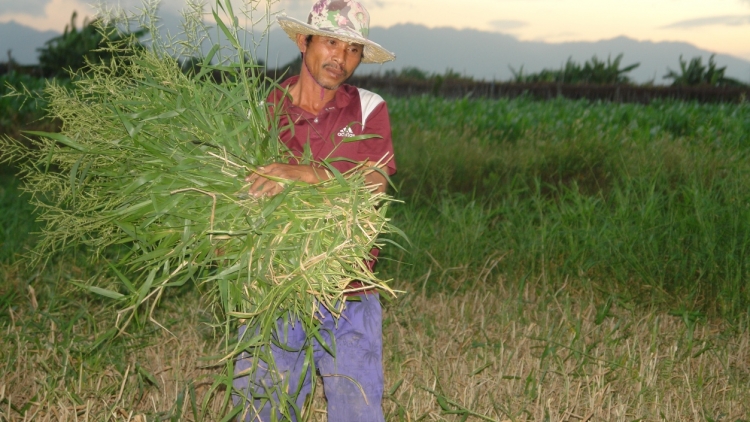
[2,95,750,420]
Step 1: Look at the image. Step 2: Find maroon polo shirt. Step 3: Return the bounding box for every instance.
[268,75,396,177]
[268,75,397,291]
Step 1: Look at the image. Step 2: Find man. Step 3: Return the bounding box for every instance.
[232,1,396,421]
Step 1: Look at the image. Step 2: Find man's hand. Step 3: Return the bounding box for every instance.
[245,161,388,197]
[245,163,330,197]
[361,161,388,194]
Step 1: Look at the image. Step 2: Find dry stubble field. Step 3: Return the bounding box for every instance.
[2,259,749,421]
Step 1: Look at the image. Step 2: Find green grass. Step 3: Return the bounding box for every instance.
[0,165,39,263]
[379,96,750,319]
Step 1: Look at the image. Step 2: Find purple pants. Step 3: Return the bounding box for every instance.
[232,294,384,422]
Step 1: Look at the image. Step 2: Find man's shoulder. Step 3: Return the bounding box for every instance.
[354,87,385,106]
[340,84,387,124]
[339,84,383,103]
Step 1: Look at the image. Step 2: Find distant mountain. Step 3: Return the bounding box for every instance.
[3,19,749,85]
[0,20,59,65]
[262,24,750,84]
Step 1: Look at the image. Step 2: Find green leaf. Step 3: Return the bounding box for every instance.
[107,261,137,294]
[121,172,161,196]
[113,106,139,138]
[69,155,84,199]
[436,395,451,411]
[136,363,160,388]
[24,131,89,152]
[113,199,153,216]
[339,133,382,143]
[260,186,291,220]
[142,108,186,121]
[136,268,158,303]
[188,383,201,422]
[71,282,126,300]
[219,405,242,422]
[89,327,117,352]
[213,10,240,50]
[320,160,348,187]
[471,362,492,376]
[388,379,404,396]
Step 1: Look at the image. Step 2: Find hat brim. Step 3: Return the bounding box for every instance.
[277,15,395,64]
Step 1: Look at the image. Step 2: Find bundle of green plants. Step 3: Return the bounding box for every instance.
[1,0,398,416]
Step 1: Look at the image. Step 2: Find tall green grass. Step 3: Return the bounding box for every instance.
[381,96,750,319]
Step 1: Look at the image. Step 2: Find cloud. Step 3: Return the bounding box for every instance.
[488,19,528,31]
[661,15,750,29]
[532,31,578,42]
[0,0,53,15]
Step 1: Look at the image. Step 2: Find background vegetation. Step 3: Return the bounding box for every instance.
[0,72,56,136]
[510,54,640,85]
[36,12,146,78]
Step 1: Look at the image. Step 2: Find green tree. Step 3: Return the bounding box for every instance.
[511,54,639,85]
[37,11,146,78]
[663,55,745,87]
[383,66,430,80]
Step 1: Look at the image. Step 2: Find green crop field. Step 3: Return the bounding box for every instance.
[2,95,750,420]
[383,96,750,314]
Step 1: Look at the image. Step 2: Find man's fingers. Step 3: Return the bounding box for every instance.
[245,166,268,182]
[245,163,320,197]
[247,175,286,198]
[249,177,271,197]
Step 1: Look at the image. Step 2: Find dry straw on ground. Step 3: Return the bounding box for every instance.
[381,278,750,421]
[2,262,749,421]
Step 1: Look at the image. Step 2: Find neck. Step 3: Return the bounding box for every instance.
[288,57,338,115]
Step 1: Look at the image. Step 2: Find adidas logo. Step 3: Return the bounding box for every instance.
[337,126,356,138]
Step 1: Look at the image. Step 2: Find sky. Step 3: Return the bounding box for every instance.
[1,0,749,61]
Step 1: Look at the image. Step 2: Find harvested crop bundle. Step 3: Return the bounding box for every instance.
[0,0,399,405]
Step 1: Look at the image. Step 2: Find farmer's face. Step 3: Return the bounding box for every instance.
[297,34,363,90]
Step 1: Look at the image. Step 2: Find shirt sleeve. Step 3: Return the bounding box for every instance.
[355,101,397,176]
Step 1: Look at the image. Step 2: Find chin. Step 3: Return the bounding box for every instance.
[319,76,347,91]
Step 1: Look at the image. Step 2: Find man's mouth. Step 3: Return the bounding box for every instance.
[324,64,346,79]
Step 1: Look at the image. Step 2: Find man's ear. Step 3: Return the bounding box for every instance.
[296,34,308,54]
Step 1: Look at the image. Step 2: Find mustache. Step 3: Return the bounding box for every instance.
[323,63,348,77]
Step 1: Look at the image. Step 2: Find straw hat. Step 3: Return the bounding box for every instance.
[277,0,396,64]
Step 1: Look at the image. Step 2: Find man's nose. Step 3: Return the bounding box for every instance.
[331,46,346,64]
